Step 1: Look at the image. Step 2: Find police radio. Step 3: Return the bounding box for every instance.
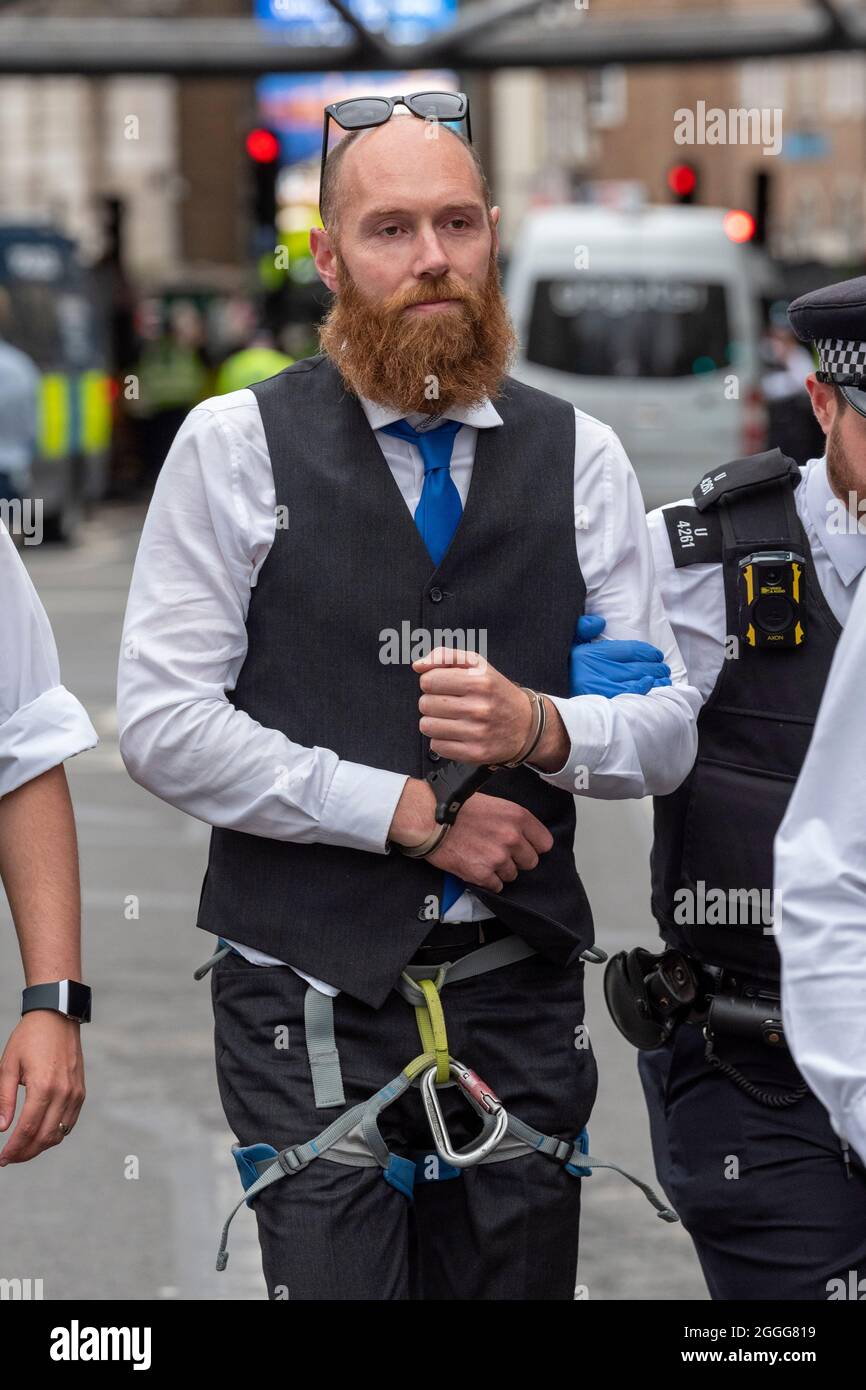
[738,550,806,649]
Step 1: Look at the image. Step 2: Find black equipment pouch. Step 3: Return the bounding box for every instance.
[705,991,787,1051]
[702,988,809,1107]
[603,947,702,1050]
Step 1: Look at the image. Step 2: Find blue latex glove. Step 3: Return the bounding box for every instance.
[569,615,672,697]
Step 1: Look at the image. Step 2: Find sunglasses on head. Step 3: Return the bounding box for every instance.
[318,91,472,225]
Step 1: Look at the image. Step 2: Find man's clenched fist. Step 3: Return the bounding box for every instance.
[412,647,569,772]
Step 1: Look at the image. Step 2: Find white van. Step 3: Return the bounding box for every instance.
[505,205,779,509]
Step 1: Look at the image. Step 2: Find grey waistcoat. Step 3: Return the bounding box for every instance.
[196,353,593,1007]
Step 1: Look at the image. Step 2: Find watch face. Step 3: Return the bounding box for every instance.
[64,980,92,1021]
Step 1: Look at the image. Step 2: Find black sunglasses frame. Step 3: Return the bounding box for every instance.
[318,91,472,225]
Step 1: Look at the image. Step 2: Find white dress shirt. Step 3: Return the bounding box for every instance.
[117,380,701,995]
[647,456,866,702]
[0,521,98,797]
[775,564,866,1163]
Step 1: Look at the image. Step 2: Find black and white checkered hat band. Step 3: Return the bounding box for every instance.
[816,338,866,386]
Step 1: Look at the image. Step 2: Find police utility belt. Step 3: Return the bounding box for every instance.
[603,947,809,1109]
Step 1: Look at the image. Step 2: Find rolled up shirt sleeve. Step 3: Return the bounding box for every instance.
[0,522,98,796]
[116,400,408,852]
[536,417,701,799]
[775,569,866,1163]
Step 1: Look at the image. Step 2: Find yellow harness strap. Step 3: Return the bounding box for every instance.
[414,976,450,1084]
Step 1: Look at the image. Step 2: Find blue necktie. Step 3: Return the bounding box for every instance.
[380,415,465,916]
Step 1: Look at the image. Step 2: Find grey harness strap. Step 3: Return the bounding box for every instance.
[303,985,346,1109]
[397,932,539,1004]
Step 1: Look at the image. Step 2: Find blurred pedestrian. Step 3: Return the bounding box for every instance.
[214,326,293,395]
[0,288,40,520]
[132,299,209,490]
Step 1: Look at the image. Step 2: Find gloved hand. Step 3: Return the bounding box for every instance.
[569,615,672,698]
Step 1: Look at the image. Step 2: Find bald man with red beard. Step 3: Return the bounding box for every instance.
[117,103,700,1300]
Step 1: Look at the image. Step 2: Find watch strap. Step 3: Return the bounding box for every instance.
[21,980,92,1022]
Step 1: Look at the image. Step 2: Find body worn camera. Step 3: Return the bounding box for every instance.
[738,550,806,648]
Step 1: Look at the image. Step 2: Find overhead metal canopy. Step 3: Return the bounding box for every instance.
[0,0,864,74]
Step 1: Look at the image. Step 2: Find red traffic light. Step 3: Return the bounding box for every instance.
[667,163,698,198]
[723,209,756,243]
[246,128,280,164]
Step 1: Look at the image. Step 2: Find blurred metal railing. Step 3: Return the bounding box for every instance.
[0,1,863,74]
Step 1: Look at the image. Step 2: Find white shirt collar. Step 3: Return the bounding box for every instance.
[803,453,866,588]
[357,392,503,433]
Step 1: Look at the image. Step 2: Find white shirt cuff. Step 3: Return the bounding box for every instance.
[530,692,607,790]
[0,685,98,797]
[317,760,410,853]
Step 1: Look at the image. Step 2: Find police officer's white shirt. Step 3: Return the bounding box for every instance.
[117,387,701,995]
[775,565,866,1163]
[0,521,98,796]
[647,456,866,702]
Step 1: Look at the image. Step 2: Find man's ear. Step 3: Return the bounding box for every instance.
[805,373,837,437]
[490,205,501,257]
[310,226,339,293]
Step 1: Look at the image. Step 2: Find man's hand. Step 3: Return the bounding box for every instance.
[427,792,554,893]
[0,1012,86,1165]
[413,648,568,770]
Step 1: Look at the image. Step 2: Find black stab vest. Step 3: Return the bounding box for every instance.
[196,354,594,1007]
[651,450,841,982]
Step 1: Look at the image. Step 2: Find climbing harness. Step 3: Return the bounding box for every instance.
[197,933,678,1271]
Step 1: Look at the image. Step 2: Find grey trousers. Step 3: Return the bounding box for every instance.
[211,945,598,1300]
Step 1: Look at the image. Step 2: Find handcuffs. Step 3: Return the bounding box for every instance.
[394,686,548,858]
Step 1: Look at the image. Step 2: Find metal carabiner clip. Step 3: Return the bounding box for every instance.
[419,1059,508,1168]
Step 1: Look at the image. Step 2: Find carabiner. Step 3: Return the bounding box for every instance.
[419,1059,508,1168]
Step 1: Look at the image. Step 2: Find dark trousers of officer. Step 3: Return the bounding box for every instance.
[638,1017,866,1300]
[211,926,598,1300]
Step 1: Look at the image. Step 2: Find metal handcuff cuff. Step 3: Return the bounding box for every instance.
[395,686,547,857]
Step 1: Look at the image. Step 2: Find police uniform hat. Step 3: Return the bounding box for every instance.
[787,275,866,419]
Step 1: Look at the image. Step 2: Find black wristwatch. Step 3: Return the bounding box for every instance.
[21,980,92,1023]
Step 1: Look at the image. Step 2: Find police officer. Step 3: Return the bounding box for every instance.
[0,521,96,1164]
[573,275,866,1300]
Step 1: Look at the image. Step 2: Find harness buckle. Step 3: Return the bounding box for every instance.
[277,1145,311,1176]
[419,1059,508,1168]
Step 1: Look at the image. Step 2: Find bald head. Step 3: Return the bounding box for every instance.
[320,115,491,237]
